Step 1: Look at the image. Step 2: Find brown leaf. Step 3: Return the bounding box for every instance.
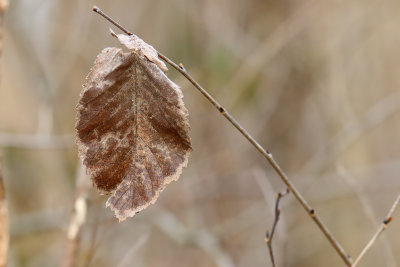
[112,29,168,73]
[76,41,191,221]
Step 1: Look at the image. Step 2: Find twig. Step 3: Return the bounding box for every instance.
[61,162,89,267]
[81,197,101,267]
[352,194,400,267]
[117,234,148,267]
[0,133,74,149]
[254,169,288,265]
[154,210,235,267]
[92,6,132,35]
[158,51,353,267]
[160,43,354,265]
[338,166,397,266]
[302,91,400,175]
[265,189,289,267]
[92,7,353,265]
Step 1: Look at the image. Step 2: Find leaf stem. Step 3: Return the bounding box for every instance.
[92,6,353,266]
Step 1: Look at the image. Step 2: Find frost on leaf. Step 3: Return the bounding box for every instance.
[76,41,191,221]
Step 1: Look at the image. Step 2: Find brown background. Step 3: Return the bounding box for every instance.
[1,0,400,266]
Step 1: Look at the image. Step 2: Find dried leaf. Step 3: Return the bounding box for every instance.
[112,29,168,73]
[76,39,191,221]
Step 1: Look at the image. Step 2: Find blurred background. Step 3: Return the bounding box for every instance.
[0,0,400,266]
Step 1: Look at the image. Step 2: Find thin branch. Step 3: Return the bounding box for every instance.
[302,91,400,175]
[154,210,235,267]
[92,7,353,266]
[117,234,148,267]
[92,6,132,35]
[0,133,74,149]
[254,169,288,265]
[159,49,354,265]
[61,162,90,267]
[156,58,353,266]
[265,189,289,267]
[160,53,353,266]
[81,198,101,267]
[352,194,400,267]
[338,166,397,266]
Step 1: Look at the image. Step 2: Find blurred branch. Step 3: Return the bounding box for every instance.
[352,194,400,267]
[337,166,380,227]
[0,133,74,149]
[61,162,89,267]
[254,169,288,265]
[81,197,101,267]
[265,189,289,267]
[117,234,148,267]
[10,209,65,238]
[302,91,400,175]
[0,159,9,267]
[222,2,313,107]
[0,2,10,266]
[159,52,354,266]
[154,210,235,267]
[9,1,92,139]
[92,6,353,265]
[0,0,7,57]
[337,166,397,266]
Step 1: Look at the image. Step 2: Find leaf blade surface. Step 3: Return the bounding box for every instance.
[76,45,191,221]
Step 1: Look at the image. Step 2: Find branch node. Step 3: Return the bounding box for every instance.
[309,209,315,217]
[265,231,270,243]
[383,216,392,225]
[178,63,186,71]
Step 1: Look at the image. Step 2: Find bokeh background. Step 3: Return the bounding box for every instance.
[1,0,400,266]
